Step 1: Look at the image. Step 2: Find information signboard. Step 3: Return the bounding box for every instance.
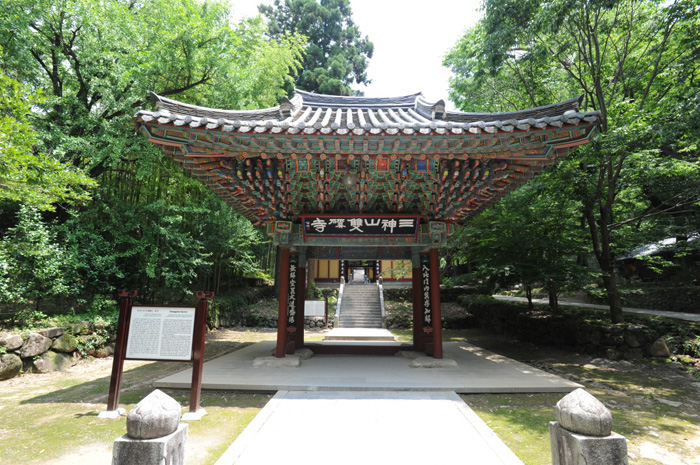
[126,306,196,361]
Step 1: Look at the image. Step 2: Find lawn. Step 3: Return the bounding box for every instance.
[1,327,699,464]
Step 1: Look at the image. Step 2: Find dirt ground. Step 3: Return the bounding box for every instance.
[2,327,700,464]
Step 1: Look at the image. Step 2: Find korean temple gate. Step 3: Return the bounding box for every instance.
[135,89,598,359]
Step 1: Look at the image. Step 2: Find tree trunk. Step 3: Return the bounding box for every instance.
[547,281,559,313]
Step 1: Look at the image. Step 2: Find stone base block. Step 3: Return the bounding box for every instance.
[295,348,314,360]
[395,350,421,360]
[99,408,126,419]
[409,357,458,369]
[252,355,300,368]
[550,421,627,465]
[113,423,187,465]
[181,408,207,421]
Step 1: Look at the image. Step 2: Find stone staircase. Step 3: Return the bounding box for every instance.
[338,284,383,328]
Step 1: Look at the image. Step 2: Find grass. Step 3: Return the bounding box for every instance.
[0,329,276,465]
[2,326,700,464]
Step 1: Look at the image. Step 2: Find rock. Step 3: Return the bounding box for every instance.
[294,348,314,360]
[394,350,421,360]
[68,322,90,335]
[556,388,613,437]
[33,350,76,373]
[648,338,671,358]
[0,353,22,380]
[93,320,108,330]
[94,343,115,358]
[38,327,65,338]
[623,326,645,348]
[410,357,459,369]
[253,356,301,368]
[605,348,623,361]
[126,390,182,440]
[657,398,682,408]
[51,333,79,352]
[0,333,24,351]
[18,332,53,358]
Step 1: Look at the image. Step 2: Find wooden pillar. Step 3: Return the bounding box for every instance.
[276,248,290,358]
[295,250,307,351]
[411,250,424,351]
[430,248,443,359]
[190,291,214,414]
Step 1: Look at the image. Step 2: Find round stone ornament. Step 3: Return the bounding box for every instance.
[556,388,613,437]
[126,389,182,439]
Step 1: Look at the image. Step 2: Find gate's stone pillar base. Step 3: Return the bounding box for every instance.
[550,388,628,465]
[549,422,627,465]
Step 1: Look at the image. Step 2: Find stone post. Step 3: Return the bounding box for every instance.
[550,388,628,465]
[112,390,188,465]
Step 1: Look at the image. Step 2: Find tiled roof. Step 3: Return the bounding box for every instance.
[135,90,598,136]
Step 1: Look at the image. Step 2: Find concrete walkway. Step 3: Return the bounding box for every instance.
[156,340,580,393]
[215,390,524,465]
[494,295,700,323]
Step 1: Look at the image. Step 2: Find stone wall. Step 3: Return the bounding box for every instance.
[457,295,659,360]
[0,322,116,381]
[619,286,700,314]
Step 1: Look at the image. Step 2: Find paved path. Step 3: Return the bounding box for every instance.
[215,391,523,465]
[156,340,580,393]
[493,295,700,323]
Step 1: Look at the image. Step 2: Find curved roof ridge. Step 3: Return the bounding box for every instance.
[445,96,584,123]
[294,89,422,108]
[148,92,295,121]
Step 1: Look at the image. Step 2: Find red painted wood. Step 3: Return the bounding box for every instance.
[106,290,137,411]
[277,249,290,358]
[412,265,424,351]
[295,265,306,350]
[189,292,213,413]
[430,248,443,359]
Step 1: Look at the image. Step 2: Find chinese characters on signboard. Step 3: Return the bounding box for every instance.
[302,217,419,237]
[287,256,297,328]
[421,258,433,330]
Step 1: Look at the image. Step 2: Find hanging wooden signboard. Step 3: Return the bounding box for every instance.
[301,215,420,237]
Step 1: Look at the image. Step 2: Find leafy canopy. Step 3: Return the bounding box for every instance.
[259,0,374,95]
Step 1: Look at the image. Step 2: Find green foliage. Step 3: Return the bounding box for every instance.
[0,49,94,209]
[445,0,700,322]
[0,0,300,307]
[0,206,77,306]
[260,0,374,95]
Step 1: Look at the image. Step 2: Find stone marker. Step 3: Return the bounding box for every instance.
[113,390,187,465]
[556,388,612,436]
[550,388,628,465]
[127,390,182,439]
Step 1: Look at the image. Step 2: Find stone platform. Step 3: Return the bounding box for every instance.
[155,341,580,393]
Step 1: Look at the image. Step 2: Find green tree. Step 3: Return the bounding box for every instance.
[455,178,592,311]
[0,206,75,307]
[0,0,302,305]
[259,0,374,95]
[0,0,304,179]
[445,0,700,322]
[0,51,94,210]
